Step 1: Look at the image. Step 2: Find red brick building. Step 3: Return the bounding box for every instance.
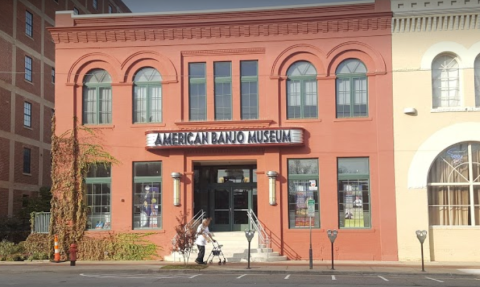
[51,0,398,260]
[0,0,130,219]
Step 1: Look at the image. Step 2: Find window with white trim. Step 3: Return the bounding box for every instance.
[241,61,258,120]
[214,61,232,120]
[25,56,32,82]
[432,54,460,108]
[336,59,368,118]
[475,55,480,107]
[93,0,98,9]
[428,142,480,226]
[23,148,31,174]
[24,102,32,127]
[83,69,112,124]
[133,67,162,123]
[287,61,318,119]
[189,63,206,121]
[25,11,33,37]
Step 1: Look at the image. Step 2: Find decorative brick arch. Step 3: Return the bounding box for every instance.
[122,51,178,84]
[68,52,120,85]
[270,44,326,78]
[326,41,386,76]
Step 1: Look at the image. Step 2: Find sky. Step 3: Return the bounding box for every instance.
[121,0,369,13]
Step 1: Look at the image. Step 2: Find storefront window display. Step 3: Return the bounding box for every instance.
[133,162,162,229]
[337,158,371,228]
[288,159,320,228]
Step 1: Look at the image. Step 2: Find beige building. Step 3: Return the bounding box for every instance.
[392,0,480,261]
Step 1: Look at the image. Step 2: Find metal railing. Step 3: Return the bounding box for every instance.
[171,209,205,250]
[247,209,270,249]
[32,212,50,234]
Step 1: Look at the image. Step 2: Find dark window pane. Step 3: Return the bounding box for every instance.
[241,61,257,77]
[189,63,205,78]
[134,162,161,177]
[214,62,231,77]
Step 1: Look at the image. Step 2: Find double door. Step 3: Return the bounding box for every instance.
[210,184,256,231]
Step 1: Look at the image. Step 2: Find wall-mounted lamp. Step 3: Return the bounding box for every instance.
[267,171,278,205]
[171,172,182,206]
[403,107,417,115]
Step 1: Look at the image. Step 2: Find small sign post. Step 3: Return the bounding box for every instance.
[327,230,338,270]
[416,230,427,272]
[307,198,315,270]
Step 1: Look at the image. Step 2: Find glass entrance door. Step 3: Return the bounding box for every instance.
[213,187,252,231]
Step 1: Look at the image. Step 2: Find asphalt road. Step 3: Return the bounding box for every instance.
[0,272,479,287]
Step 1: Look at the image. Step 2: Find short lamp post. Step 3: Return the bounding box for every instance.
[267,171,278,205]
[327,230,338,270]
[416,230,427,272]
[171,172,181,206]
[245,229,255,269]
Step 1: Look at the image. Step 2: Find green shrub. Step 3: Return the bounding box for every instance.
[0,240,26,261]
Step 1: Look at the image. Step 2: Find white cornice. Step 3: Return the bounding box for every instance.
[391,0,480,17]
[392,13,480,33]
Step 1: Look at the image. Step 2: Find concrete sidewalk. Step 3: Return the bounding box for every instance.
[1,260,480,277]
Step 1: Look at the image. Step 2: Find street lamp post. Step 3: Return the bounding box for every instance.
[327,230,338,270]
[416,230,427,272]
[245,230,255,269]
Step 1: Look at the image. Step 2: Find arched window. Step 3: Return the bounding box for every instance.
[427,142,480,226]
[133,67,162,123]
[432,54,460,108]
[83,69,112,124]
[475,55,480,107]
[335,59,368,118]
[286,61,317,119]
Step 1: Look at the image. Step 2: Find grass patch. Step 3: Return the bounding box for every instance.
[162,264,209,270]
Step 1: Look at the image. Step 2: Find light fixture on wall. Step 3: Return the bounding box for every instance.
[403,107,417,115]
[171,172,182,206]
[267,171,278,205]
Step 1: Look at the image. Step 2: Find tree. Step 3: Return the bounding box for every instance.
[172,212,197,265]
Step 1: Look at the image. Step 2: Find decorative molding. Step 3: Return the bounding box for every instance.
[391,0,480,16]
[50,16,391,44]
[174,119,273,129]
[392,14,480,33]
[181,47,265,57]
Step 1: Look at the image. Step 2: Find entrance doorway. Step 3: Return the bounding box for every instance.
[193,164,257,231]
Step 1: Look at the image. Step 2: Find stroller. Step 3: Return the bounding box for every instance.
[206,240,226,265]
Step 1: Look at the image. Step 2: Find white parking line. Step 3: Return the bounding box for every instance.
[284,274,290,279]
[189,274,201,278]
[378,276,389,281]
[331,275,336,280]
[237,274,247,279]
[426,277,444,283]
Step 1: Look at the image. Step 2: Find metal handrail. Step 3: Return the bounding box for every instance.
[247,209,270,249]
[172,209,205,249]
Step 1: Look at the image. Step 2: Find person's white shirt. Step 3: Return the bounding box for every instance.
[195,224,210,246]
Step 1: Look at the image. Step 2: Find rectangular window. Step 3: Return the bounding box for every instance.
[133,162,162,229]
[288,159,320,228]
[25,11,33,37]
[23,148,31,174]
[108,5,113,13]
[241,61,258,119]
[86,164,111,230]
[93,0,98,9]
[24,102,32,127]
[189,63,207,121]
[25,56,32,82]
[214,62,232,120]
[73,7,79,15]
[337,158,371,228]
[51,68,55,84]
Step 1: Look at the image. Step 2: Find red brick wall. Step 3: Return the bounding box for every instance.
[0,87,11,132]
[0,0,14,35]
[13,142,39,185]
[42,149,52,187]
[0,137,9,181]
[16,2,42,54]
[45,0,66,20]
[15,47,41,97]
[0,188,8,218]
[0,38,13,84]
[44,21,55,62]
[15,95,40,141]
[43,106,53,144]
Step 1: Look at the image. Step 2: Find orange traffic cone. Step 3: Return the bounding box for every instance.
[54,235,60,262]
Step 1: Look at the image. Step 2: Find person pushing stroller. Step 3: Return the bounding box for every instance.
[195,218,215,265]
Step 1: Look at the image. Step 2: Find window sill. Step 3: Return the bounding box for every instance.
[285,118,322,123]
[333,117,373,122]
[22,173,32,176]
[429,225,480,229]
[82,124,115,129]
[338,228,375,233]
[431,107,480,113]
[23,126,33,130]
[131,123,166,128]
[175,119,273,128]
[24,79,33,85]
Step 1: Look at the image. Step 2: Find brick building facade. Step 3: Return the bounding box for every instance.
[0,0,130,219]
